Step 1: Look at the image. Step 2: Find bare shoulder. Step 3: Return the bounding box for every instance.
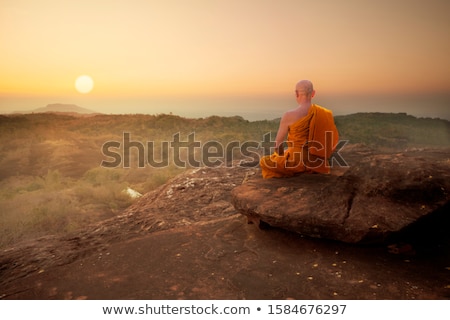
[281,109,297,121]
[281,109,304,126]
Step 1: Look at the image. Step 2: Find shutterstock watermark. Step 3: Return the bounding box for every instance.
[100,132,349,169]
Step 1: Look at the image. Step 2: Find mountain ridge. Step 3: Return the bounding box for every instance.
[16,103,101,115]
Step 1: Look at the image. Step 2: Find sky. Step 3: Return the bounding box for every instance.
[1,0,450,120]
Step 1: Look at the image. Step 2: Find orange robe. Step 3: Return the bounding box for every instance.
[260,104,339,178]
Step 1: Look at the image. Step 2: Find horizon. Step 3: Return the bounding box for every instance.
[1,1,449,121]
[1,92,449,121]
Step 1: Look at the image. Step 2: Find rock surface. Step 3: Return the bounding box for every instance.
[0,165,256,287]
[232,146,450,244]
[1,145,449,300]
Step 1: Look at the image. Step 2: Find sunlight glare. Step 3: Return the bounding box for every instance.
[75,75,94,94]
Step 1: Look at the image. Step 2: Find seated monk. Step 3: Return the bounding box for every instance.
[260,80,339,178]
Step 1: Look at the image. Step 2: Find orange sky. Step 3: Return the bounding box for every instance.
[1,0,450,115]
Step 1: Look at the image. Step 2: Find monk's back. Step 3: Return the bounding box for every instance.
[283,105,311,127]
[259,80,338,178]
[286,106,314,146]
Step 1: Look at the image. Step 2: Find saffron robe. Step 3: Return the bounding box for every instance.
[260,104,339,178]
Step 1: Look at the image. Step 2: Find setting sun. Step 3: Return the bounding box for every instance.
[75,75,94,94]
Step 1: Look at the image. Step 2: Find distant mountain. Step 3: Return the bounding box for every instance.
[30,103,100,115]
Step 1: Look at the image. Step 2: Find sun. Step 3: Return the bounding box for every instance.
[75,75,94,94]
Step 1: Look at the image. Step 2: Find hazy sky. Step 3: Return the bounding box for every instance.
[1,0,449,118]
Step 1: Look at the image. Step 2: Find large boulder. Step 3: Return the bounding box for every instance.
[231,146,450,243]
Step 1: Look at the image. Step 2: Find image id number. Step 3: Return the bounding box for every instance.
[268,304,346,315]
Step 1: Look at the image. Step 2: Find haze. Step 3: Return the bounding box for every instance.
[1,0,449,120]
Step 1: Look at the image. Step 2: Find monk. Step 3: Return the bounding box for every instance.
[260,80,339,178]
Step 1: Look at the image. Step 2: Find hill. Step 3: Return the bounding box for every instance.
[334,112,450,149]
[0,111,449,300]
[26,103,100,115]
[0,112,448,249]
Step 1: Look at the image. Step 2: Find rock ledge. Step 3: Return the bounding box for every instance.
[232,147,450,243]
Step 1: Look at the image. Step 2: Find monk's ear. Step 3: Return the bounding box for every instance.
[311,90,316,98]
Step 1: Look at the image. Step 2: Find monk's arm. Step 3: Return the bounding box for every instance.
[274,114,289,155]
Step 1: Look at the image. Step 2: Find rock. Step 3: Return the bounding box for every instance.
[1,147,449,299]
[231,146,450,244]
[0,165,257,285]
[123,187,142,199]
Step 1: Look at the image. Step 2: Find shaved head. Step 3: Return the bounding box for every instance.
[296,80,314,95]
[295,80,315,100]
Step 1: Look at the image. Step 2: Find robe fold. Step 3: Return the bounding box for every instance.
[260,104,339,178]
